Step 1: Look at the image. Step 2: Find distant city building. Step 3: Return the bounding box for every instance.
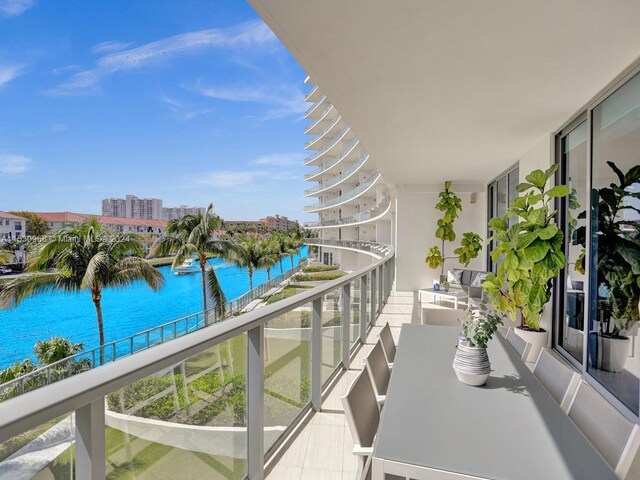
[102,195,163,220]
[0,211,26,264]
[162,205,205,222]
[261,215,299,232]
[223,215,299,233]
[36,212,167,236]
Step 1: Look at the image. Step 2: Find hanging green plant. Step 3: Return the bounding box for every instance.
[424,181,482,276]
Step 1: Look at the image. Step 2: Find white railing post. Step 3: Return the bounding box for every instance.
[311,297,323,411]
[247,325,264,479]
[360,274,368,343]
[370,268,377,326]
[378,265,384,314]
[341,283,351,369]
[75,399,105,480]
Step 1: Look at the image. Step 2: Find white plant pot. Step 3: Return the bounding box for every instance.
[514,327,548,363]
[593,335,631,373]
[452,341,490,386]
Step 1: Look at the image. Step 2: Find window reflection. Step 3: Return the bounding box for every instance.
[589,72,640,416]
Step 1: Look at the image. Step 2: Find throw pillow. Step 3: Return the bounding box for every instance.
[448,269,463,288]
[470,272,488,287]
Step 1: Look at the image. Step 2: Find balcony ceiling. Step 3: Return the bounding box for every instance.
[250,0,640,185]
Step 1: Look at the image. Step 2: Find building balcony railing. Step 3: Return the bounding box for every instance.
[304,125,350,165]
[304,138,359,179]
[304,95,327,118]
[304,152,369,196]
[305,192,391,228]
[305,238,392,257]
[304,105,337,137]
[0,241,394,480]
[304,84,319,102]
[305,112,341,144]
[304,170,381,212]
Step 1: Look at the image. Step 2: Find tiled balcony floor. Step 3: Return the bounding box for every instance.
[266,289,416,480]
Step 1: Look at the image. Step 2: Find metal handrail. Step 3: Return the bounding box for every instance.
[0,241,394,450]
[304,138,359,179]
[305,192,391,228]
[304,170,381,212]
[304,96,327,117]
[304,125,350,164]
[304,152,369,195]
[0,258,309,400]
[304,85,319,101]
[304,107,337,139]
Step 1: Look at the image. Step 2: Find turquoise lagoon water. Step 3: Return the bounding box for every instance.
[0,246,308,368]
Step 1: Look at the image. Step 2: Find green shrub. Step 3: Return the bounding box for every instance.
[293,271,345,282]
[302,265,338,273]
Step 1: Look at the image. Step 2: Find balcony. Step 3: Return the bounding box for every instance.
[305,112,341,141]
[304,96,328,118]
[304,138,359,179]
[304,106,338,137]
[0,240,395,480]
[304,152,369,196]
[304,170,381,212]
[304,125,351,165]
[305,192,391,229]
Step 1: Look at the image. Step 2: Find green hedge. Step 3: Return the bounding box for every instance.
[302,265,339,273]
[293,271,345,282]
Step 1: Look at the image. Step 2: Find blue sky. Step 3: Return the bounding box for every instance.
[0,0,313,222]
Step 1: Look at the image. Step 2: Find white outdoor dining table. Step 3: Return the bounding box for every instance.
[372,324,618,480]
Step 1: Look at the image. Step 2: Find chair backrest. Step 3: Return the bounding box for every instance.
[533,348,580,411]
[505,328,531,360]
[568,381,640,478]
[341,369,380,450]
[365,340,391,397]
[378,323,396,364]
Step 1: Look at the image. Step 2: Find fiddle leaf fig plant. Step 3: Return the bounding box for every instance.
[425,181,482,275]
[481,164,569,331]
[591,162,640,336]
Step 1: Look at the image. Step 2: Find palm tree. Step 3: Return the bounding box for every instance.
[0,219,164,360]
[0,244,14,265]
[34,337,84,365]
[274,233,288,274]
[229,234,274,290]
[150,204,231,316]
[284,234,302,270]
[260,236,281,281]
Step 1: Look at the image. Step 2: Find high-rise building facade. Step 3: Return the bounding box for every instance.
[162,205,205,222]
[102,195,163,220]
[303,77,392,268]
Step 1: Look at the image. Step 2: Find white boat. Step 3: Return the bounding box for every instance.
[174,258,199,275]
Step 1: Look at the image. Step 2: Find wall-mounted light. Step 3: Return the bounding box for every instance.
[470,192,477,204]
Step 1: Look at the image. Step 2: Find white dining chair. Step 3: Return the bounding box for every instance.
[342,368,379,480]
[567,381,640,479]
[378,322,396,368]
[505,327,532,361]
[365,340,391,406]
[533,348,580,412]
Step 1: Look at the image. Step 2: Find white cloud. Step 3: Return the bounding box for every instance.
[0,154,31,174]
[159,95,214,121]
[182,166,299,190]
[0,0,34,17]
[252,152,305,166]
[46,20,277,96]
[0,65,22,88]
[91,40,133,55]
[189,82,306,119]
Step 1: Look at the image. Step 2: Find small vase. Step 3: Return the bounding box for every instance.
[453,341,490,386]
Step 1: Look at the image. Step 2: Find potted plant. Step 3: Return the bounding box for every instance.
[586,162,640,372]
[453,303,503,386]
[481,165,570,361]
[425,181,482,284]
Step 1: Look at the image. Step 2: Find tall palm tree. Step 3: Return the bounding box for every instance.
[260,236,281,281]
[274,233,289,274]
[229,234,273,290]
[0,219,164,359]
[284,234,302,270]
[150,204,231,316]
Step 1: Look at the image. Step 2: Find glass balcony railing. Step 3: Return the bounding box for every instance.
[304,125,350,164]
[305,113,341,145]
[304,170,381,212]
[0,241,395,480]
[304,96,327,117]
[304,138,359,179]
[304,152,369,196]
[305,192,391,228]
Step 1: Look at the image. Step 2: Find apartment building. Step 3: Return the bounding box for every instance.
[102,195,163,220]
[36,212,167,236]
[303,79,391,268]
[261,215,298,232]
[162,205,205,222]
[0,211,26,264]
